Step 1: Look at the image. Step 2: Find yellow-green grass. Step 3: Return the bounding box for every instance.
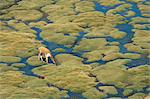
[0,30,43,58]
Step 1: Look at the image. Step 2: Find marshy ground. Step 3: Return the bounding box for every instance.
[0,0,150,99]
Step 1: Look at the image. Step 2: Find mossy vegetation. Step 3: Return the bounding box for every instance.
[0,63,17,72]
[82,88,106,99]
[0,10,42,21]
[128,93,146,99]
[7,20,36,33]
[16,0,54,9]
[125,29,150,54]
[55,54,83,65]
[0,0,149,98]
[92,59,150,90]
[41,4,76,22]
[126,0,144,3]
[107,3,132,15]
[0,0,15,10]
[95,0,124,6]
[75,1,95,13]
[0,30,42,58]
[99,86,118,95]
[138,4,150,17]
[0,70,68,99]
[123,89,133,96]
[102,53,141,61]
[82,50,103,62]
[27,56,46,66]
[11,63,26,68]
[0,56,21,63]
[32,64,96,93]
[74,38,108,51]
[53,48,65,52]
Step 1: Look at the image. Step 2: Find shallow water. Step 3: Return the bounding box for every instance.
[0,0,149,98]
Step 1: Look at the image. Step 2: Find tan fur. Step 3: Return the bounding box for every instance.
[38,46,56,64]
[38,46,50,54]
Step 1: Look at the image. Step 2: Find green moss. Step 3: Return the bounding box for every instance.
[99,86,118,95]
[96,0,124,6]
[7,20,36,33]
[5,86,68,99]
[123,89,133,96]
[32,63,95,93]
[121,53,141,59]
[56,0,80,7]
[92,61,149,90]
[53,48,66,52]
[102,53,141,61]
[41,31,76,47]
[138,4,150,17]
[0,71,32,87]
[55,54,83,65]
[11,63,26,68]
[73,11,105,27]
[126,0,144,3]
[133,24,150,30]
[125,65,150,90]
[102,53,121,61]
[29,21,47,28]
[0,0,15,9]
[0,63,17,72]
[41,4,76,22]
[130,17,150,24]
[108,42,120,46]
[92,59,129,87]
[128,93,146,99]
[124,29,150,54]
[17,0,54,9]
[82,50,103,62]
[1,10,42,21]
[0,21,11,30]
[54,15,77,23]
[42,23,84,35]
[109,29,127,39]
[125,11,136,17]
[82,88,107,99]
[74,38,108,51]
[19,78,48,88]
[146,87,150,92]
[84,26,111,37]
[27,56,46,66]
[40,23,84,46]
[107,4,132,15]
[0,56,21,63]
[81,46,120,61]
[107,97,122,99]
[124,43,142,53]
[0,30,42,58]
[0,69,68,99]
[75,1,95,13]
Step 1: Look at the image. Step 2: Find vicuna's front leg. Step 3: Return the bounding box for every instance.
[50,55,56,64]
[45,54,49,63]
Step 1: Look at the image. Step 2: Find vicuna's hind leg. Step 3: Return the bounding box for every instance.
[38,52,41,60]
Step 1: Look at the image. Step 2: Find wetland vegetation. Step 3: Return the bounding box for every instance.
[0,0,149,99]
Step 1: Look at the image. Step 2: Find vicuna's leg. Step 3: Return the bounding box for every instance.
[45,54,49,63]
[46,53,56,65]
[38,52,41,60]
[40,55,43,61]
[50,55,56,64]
